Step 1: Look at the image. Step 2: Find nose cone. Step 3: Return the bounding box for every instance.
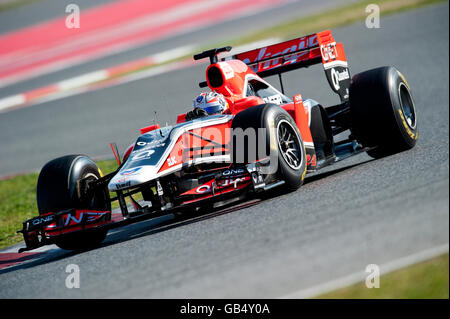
[108,165,158,191]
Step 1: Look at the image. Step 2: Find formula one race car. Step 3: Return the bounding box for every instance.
[18,30,418,252]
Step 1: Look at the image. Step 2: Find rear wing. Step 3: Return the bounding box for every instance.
[225,30,351,102]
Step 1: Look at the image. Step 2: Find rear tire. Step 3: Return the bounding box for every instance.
[231,104,306,191]
[37,155,110,250]
[349,66,418,158]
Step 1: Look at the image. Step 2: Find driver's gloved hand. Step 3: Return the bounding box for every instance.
[186,107,209,121]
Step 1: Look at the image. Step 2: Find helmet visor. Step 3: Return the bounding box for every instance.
[203,105,224,115]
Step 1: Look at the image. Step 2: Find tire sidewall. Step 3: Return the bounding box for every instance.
[232,104,306,190]
[349,66,418,156]
[36,155,110,250]
[68,157,110,211]
[268,110,306,190]
[386,68,418,148]
[37,155,109,215]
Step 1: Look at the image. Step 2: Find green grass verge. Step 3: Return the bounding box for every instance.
[0,159,118,250]
[0,0,40,12]
[317,253,449,298]
[0,171,39,249]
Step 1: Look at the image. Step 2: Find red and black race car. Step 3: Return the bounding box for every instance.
[18,30,418,252]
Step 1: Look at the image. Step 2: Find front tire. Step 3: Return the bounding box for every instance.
[349,66,418,158]
[36,155,110,250]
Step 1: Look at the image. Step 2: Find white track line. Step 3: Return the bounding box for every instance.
[151,45,195,64]
[0,47,192,113]
[33,61,194,107]
[0,94,26,111]
[280,243,450,299]
[57,70,109,91]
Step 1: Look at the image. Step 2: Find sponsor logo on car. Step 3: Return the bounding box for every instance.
[241,35,318,67]
[218,62,235,80]
[222,168,245,176]
[166,155,177,167]
[31,215,55,226]
[130,149,155,161]
[219,177,247,187]
[320,42,338,62]
[196,184,211,194]
[116,181,131,190]
[120,167,142,176]
[64,211,107,226]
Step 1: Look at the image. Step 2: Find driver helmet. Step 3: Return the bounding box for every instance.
[193,92,228,115]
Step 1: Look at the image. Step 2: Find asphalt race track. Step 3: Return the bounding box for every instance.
[0,3,448,298]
